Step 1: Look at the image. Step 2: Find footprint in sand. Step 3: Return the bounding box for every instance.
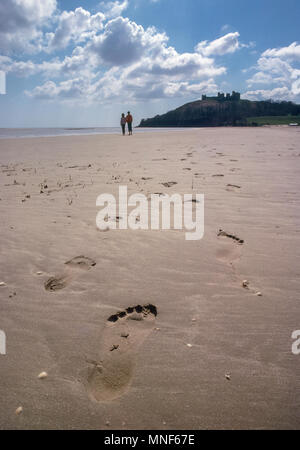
[226,183,241,192]
[216,229,243,265]
[86,304,157,402]
[44,256,96,291]
[161,181,177,188]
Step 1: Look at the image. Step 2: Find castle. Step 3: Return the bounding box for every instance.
[202,91,240,102]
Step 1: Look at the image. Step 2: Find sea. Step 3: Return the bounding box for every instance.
[0,127,187,139]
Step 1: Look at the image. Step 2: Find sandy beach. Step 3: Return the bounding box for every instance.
[0,127,299,429]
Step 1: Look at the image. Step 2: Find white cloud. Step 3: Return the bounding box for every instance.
[244,42,300,102]
[46,7,105,51]
[89,17,168,66]
[262,42,300,62]
[243,87,291,101]
[195,32,241,56]
[98,1,129,19]
[1,45,98,78]
[0,0,57,54]
[3,5,229,103]
[25,77,94,100]
[126,48,225,82]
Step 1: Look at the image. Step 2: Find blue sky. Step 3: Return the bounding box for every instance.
[0,0,299,127]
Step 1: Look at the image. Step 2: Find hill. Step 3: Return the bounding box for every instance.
[138,92,300,127]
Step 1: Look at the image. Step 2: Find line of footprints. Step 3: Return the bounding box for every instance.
[44,259,158,402]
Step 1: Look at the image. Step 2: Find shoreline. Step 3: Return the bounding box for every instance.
[0,127,195,140]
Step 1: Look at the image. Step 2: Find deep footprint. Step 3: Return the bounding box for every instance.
[44,275,69,291]
[44,255,96,291]
[87,304,157,402]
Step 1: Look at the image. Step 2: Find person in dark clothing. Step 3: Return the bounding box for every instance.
[120,113,126,135]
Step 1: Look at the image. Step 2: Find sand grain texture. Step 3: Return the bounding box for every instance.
[0,127,299,429]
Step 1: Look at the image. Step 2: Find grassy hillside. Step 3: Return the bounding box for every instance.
[139,99,300,127]
[246,115,300,126]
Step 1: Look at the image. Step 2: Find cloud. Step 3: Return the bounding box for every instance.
[195,32,241,56]
[244,42,300,102]
[4,5,229,103]
[89,17,168,66]
[1,46,97,78]
[220,24,231,33]
[131,78,218,100]
[25,77,95,100]
[0,0,57,54]
[262,42,300,62]
[126,48,225,81]
[46,7,105,51]
[98,1,129,19]
[243,87,291,101]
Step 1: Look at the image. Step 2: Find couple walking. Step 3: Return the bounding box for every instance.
[120,111,133,136]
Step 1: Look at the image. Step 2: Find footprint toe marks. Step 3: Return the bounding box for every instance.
[107,303,157,323]
[217,229,244,244]
[44,275,68,291]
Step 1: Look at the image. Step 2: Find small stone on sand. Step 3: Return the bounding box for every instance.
[15,406,23,415]
[38,371,48,379]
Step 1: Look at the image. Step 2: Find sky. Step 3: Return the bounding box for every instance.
[0,0,299,127]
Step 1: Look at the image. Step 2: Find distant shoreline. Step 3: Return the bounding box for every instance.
[0,127,189,139]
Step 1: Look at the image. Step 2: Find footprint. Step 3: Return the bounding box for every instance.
[65,255,96,269]
[44,256,96,291]
[226,184,241,192]
[44,275,70,291]
[216,231,243,265]
[161,181,177,188]
[86,304,157,402]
